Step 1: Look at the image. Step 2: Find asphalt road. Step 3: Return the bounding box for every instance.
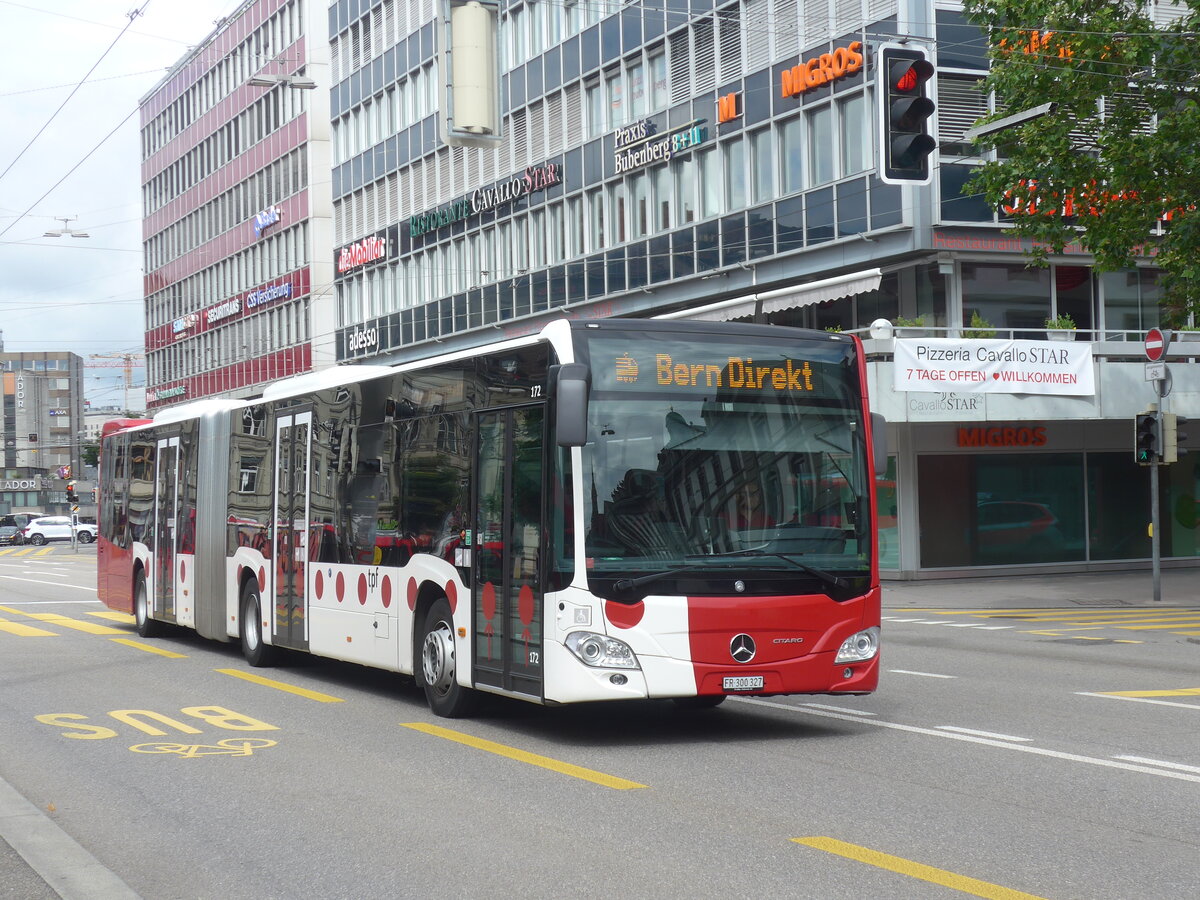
[2,548,1198,899]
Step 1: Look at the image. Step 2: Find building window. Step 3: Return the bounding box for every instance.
[839,93,868,176]
[699,147,721,219]
[725,137,746,211]
[807,105,834,186]
[780,117,803,195]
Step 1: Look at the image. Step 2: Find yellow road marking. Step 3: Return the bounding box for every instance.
[89,611,135,624]
[1098,687,1200,698]
[10,612,125,635]
[1118,622,1200,630]
[402,722,647,790]
[216,668,345,703]
[111,638,187,658]
[793,837,1048,899]
[0,618,57,637]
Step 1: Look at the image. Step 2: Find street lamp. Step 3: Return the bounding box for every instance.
[43,216,89,238]
[247,74,317,90]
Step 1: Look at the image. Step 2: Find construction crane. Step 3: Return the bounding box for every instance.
[88,353,145,411]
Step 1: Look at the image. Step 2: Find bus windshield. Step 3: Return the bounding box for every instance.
[578,330,871,585]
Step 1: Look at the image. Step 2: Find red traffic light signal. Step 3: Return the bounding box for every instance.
[878,45,937,184]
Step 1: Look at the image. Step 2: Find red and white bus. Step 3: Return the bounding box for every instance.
[98,319,885,716]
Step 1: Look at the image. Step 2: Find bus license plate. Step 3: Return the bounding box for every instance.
[722,675,764,691]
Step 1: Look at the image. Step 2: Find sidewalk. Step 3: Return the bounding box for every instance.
[882,567,1200,610]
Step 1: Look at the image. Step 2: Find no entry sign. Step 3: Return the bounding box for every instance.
[1145,328,1170,361]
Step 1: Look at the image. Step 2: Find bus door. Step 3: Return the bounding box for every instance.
[152,436,180,623]
[473,405,545,698]
[273,409,312,651]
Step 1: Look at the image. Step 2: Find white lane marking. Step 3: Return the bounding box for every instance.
[943,623,988,628]
[0,599,100,605]
[0,576,96,591]
[1077,692,1200,711]
[883,617,925,622]
[801,703,877,716]
[1114,756,1200,775]
[936,726,1033,742]
[730,697,1200,784]
[910,620,955,625]
[888,669,957,679]
[976,625,1014,630]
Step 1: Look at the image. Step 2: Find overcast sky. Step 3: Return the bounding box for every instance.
[0,0,247,407]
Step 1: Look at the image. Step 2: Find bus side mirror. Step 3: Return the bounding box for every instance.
[554,363,590,447]
[871,412,888,477]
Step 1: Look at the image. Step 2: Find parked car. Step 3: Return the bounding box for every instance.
[21,516,97,545]
[0,524,23,545]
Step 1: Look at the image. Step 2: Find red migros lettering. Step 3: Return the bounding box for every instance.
[781,41,863,98]
[957,426,1047,448]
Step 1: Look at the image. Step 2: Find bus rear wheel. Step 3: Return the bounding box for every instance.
[419,598,476,718]
[133,571,162,638]
[240,582,279,667]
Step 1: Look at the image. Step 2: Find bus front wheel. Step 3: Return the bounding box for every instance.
[419,598,477,718]
[133,571,162,638]
[240,582,279,667]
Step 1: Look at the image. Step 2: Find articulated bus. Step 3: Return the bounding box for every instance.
[98,319,884,717]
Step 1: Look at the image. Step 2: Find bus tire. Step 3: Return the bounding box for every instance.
[419,597,477,718]
[133,570,162,638]
[240,582,279,668]
[672,695,727,710]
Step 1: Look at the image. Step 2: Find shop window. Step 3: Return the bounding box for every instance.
[877,457,899,570]
[918,453,1086,568]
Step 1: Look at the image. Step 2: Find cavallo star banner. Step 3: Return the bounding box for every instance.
[893,338,1095,395]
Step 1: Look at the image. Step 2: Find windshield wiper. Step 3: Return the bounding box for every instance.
[612,566,697,592]
[690,549,848,593]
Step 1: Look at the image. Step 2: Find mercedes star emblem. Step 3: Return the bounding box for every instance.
[730,633,756,663]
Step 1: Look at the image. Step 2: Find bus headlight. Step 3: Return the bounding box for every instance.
[565,632,640,669]
[835,626,880,663]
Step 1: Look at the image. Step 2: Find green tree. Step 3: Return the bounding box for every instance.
[963,0,1200,323]
[82,443,99,467]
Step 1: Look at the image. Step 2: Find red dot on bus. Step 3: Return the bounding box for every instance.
[315,570,324,599]
[446,580,457,613]
[482,582,496,620]
[179,559,186,582]
[381,576,392,608]
[336,572,345,603]
[605,599,645,629]
[518,584,535,626]
[257,568,265,590]
[357,573,368,605]
[406,578,417,611]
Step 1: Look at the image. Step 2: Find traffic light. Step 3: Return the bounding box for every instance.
[878,44,937,184]
[66,481,78,503]
[1134,412,1161,465]
[1162,413,1189,464]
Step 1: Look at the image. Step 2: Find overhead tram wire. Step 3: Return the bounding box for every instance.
[0,1,153,189]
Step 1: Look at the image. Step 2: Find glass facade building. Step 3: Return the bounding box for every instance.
[140,0,337,411]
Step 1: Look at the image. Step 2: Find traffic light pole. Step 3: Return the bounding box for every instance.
[1150,442,1161,602]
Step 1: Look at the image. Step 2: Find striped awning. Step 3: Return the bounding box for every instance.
[655,268,883,322]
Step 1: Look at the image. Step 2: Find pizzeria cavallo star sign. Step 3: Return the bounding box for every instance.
[893,338,1095,396]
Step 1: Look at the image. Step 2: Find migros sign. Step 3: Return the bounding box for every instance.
[780,41,864,98]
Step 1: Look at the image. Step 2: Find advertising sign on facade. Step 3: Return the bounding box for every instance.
[613,119,707,174]
[253,205,281,238]
[893,338,1095,396]
[336,226,397,277]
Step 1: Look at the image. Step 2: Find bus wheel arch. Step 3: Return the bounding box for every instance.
[133,565,162,638]
[239,575,279,667]
[416,591,477,718]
